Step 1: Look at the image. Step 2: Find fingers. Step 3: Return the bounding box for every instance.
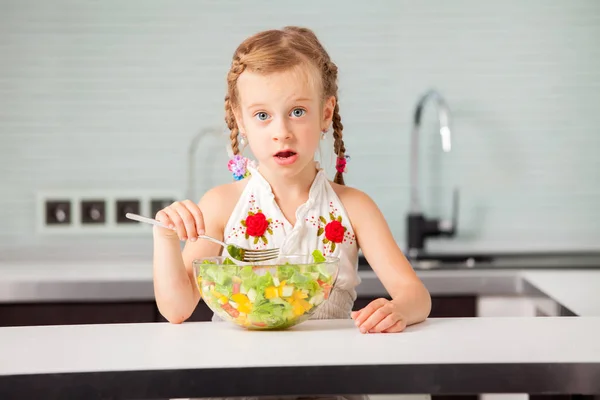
[382,320,407,333]
[371,313,403,333]
[353,298,406,334]
[357,303,391,333]
[155,210,174,230]
[154,200,205,242]
[172,202,198,240]
[353,298,386,327]
[162,206,189,240]
[183,199,205,236]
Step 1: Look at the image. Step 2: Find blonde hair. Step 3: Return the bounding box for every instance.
[224,26,347,185]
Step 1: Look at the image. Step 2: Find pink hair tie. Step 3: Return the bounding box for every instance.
[335,155,349,174]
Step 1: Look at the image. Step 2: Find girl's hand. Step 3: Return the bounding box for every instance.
[351,298,407,334]
[154,200,205,241]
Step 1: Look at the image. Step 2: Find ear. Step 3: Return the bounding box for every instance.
[321,95,336,130]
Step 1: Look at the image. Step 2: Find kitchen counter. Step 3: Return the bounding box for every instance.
[520,270,600,317]
[1,259,599,316]
[1,317,599,398]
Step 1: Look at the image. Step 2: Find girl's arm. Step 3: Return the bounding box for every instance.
[153,186,229,324]
[340,187,432,333]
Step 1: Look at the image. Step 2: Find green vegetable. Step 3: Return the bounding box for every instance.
[197,250,334,329]
[312,249,326,263]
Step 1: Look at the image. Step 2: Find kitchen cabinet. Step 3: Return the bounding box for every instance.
[0,302,157,327]
[0,295,475,327]
[0,301,215,327]
[156,299,214,323]
[354,295,477,318]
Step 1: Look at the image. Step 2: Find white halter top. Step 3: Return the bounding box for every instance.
[212,164,361,321]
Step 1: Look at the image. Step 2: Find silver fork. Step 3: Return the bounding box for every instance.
[125,213,280,263]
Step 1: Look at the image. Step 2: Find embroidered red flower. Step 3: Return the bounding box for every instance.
[241,210,273,245]
[317,212,348,253]
[325,220,345,243]
[245,212,269,237]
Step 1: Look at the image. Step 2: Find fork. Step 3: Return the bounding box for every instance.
[125,213,280,263]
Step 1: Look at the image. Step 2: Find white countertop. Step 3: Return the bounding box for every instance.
[1,317,599,376]
[0,260,155,302]
[521,270,600,317]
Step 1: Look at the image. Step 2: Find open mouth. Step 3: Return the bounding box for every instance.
[275,151,297,159]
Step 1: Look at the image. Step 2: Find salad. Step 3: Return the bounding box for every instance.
[196,250,336,329]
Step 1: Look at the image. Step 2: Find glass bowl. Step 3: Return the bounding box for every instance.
[193,253,339,330]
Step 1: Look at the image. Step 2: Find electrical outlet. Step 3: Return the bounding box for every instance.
[45,200,71,225]
[37,190,183,234]
[150,198,175,218]
[81,200,106,224]
[115,199,140,223]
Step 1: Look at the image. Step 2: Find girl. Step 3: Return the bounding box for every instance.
[152,26,431,335]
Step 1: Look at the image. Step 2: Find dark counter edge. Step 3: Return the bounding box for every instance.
[1,363,599,399]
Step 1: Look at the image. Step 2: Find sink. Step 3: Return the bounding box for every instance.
[409,253,495,269]
[357,253,495,270]
[413,253,493,264]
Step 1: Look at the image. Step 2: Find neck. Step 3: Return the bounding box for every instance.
[258,161,318,200]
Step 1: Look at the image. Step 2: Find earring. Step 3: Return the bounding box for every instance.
[321,131,326,140]
[239,134,247,150]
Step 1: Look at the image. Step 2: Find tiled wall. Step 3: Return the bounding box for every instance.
[1,0,599,260]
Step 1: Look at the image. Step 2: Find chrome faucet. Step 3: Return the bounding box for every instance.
[187,126,224,201]
[407,89,459,257]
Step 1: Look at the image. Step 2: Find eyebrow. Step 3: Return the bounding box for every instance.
[247,98,313,109]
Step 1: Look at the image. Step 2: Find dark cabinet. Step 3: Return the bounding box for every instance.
[0,300,216,327]
[353,295,477,318]
[0,294,476,327]
[0,302,157,327]
[155,300,215,323]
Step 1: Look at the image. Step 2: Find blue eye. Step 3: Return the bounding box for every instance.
[255,112,269,121]
[291,108,306,117]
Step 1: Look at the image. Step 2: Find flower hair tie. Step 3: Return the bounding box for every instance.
[227,154,256,181]
[335,155,350,174]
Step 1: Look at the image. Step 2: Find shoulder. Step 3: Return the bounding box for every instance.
[198,178,249,229]
[329,182,383,232]
[329,182,396,254]
[330,182,378,214]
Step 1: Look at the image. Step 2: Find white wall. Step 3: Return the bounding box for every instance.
[1,0,599,260]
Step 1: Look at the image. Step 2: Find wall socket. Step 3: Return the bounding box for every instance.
[150,199,175,218]
[116,199,141,224]
[45,200,72,225]
[81,200,106,224]
[36,191,181,235]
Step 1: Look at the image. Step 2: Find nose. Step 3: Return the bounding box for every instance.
[272,119,293,141]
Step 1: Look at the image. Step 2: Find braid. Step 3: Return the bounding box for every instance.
[225,95,239,155]
[324,60,346,186]
[224,57,247,156]
[332,101,346,185]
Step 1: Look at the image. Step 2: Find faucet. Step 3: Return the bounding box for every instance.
[187,126,224,201]
[407,89,459,257]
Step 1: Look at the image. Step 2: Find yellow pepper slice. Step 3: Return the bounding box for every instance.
[231,293,250,305]
[237,303,252,314]
[292,301,306,316]
[265,286,278,299]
